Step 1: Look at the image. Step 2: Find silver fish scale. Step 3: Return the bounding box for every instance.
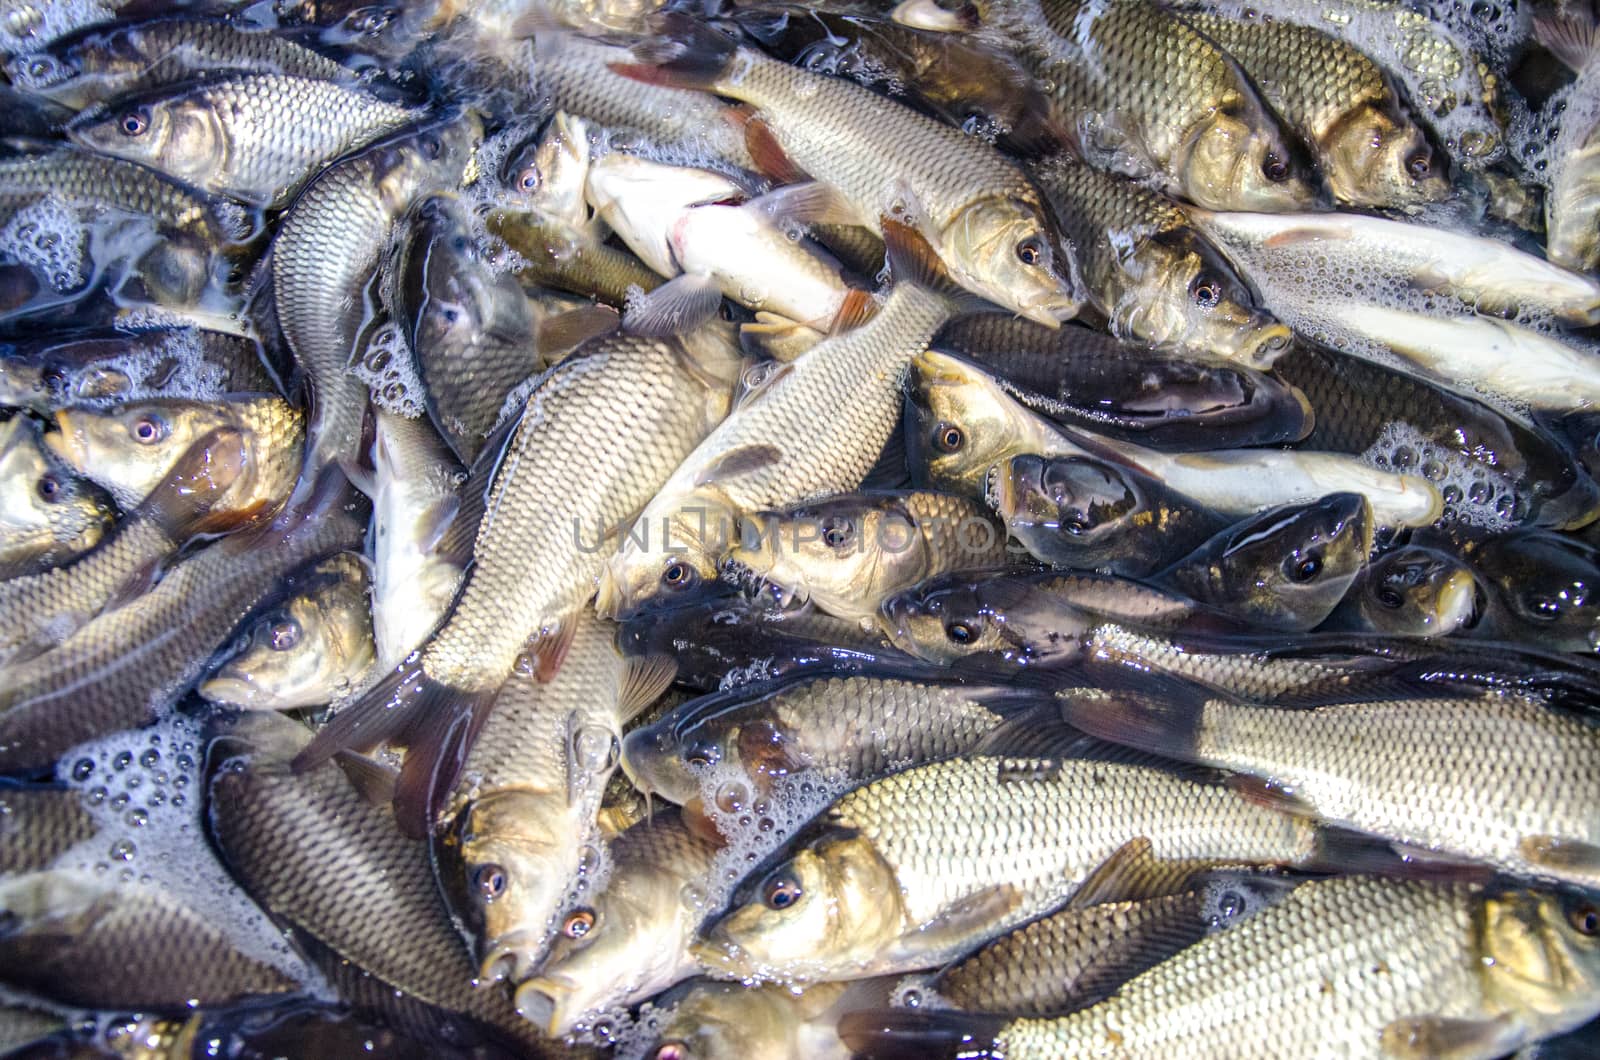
[1089,625,1361,697]
[1195,695,1600,886]
[425,335,728,689]
[145,75,417,206]
[722,49,1041,230]
[1000,877,1487,1058]
[0,146,222,233]
[828,756,1316,930]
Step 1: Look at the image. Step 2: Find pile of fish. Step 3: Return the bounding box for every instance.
[8,0,1600,1056]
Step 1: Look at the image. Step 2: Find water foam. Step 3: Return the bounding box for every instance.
[351,321,426,418]
[0,196,87,293]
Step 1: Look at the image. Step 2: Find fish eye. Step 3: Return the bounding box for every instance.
[26,57,50,78]
[516,165,539,193]
[945,620,977,644]
[761,871,803,910]
[655,1042,689,1060]
[35,474,60,501]
[130,414,167,444]
[1569,903,1600,936]
[119,108,149,137]
[1062,515,1089,536]
[1523,592,1564,620]
[661,561,699,591]
[268,618,301,651]
[933,423,965,453]
[1286,552,1324,583]
[821,519,852,549]
[1376,587,1405,609]
[561,907,596,938]
[41,364,68,389]
[420,133,443,160]
[473,863,507,901]
[1262,152,1289,182]
[684,738,721,769]
[1015,236,1044,267]
[1405,148,1433,180]
[1190,277,1222,309]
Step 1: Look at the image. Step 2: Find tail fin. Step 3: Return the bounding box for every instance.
[608,13,741,93]
[837,1009,1005,1060]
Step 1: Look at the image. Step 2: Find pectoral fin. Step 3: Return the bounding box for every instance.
[1380,1014,1518,1059]
[888,884,1022,966]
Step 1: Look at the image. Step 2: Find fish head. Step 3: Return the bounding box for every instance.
[693,828,903,980]
[527,111,595,227]
[68,94,223,190]
[880,573,1086,671]
[1184,491,1371,632]
[586,154,738,276]
[598,504,731,620]
[1358,545,1479,638]
[647,979,815,1060]
[1474,531,1600,652]
[3,48,78,96]
[1478,889,1600,1034]
[0,416,113,565]
[1546,166,1600,273]
[400,193,526,355]
[46,398,240,509]
[1111,235,1291,368]
[910,348,1036,495]
[939,196,1080,325]
[1179,108,1315,213]
[996,454,1145,563]
[435,789,588,988]
[621,720,704,807]
[1321,103,1449,210]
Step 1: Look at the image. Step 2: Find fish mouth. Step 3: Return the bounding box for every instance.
[196,673,261,707]
[1241,323,1293,369]
[1433,570,1479,634]
[479,933,544,985]
[515,974,579,1036]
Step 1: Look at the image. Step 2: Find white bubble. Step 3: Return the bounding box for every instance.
[351,321,426,418]
[0,195,86,291]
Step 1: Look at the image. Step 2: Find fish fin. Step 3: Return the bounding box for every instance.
[891,884,1023,964]
[740,114,811,186]
[890,0,981,32]
[1519,835,1600,875]
[1260,225,1351,249]
[1224,772,1319,818]
[609,13,740,92]
[745,181,852,226]
[829,287,878,334]
[292,661,434,773]
[693,443,784,487]
[1053,681,1208,762]
[1535,10,1599,73]
[880,215,962,301]
[858,413,912,491]
[100,555,170,612]
[416,495,461,556]
[618,652,678,723]
[971,709,1096,761]
[839,1009,1004,1060]
[536,304,619,361]
[622,272,724,337]
[1380,1015,1519,1060]
[136,427,250,539]
[737,317,823,361]
[533,621,576,682]
[333,750,399,806]
[437,405,523,569]
[390,685,499,839]
[1001,101,1076,159]
[1067,837,1210,909]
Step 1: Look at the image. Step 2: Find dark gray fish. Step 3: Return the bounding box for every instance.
[0,782,96,874]
[1320,544,1479,639]
[1461,529,1600,653]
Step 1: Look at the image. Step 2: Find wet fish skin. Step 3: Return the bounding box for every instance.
[272,110,481,476]
[1154,492,1372,633]
[46,393,304,516]
[0,868,298,1011]
[841,877,1600,1059]
[693,752,1316,982]
[68,74,422,210]
[1535,11,1600,272]
[1463,529,1600,653]
[994,453,1230,575]
[1178,11,1448,209]
[1321,544,1479,639]
[0,415,114,579]
[726,491,1007,626]
[0,782,97,874]
[646,977,887,1060]
[1027,158,1292,367]
[514,808,722,1037]
[491,209,663,307]
[3,14,351,111]
[199,551,375,711]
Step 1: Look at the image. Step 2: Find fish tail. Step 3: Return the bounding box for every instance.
[608,13,741,94]
[837,1009,1005,1060]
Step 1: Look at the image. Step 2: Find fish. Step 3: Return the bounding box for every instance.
[0,782,97,874]
[1177,11,1449,209]
[271,110,481,476]
[359,410,466,671]
[1060,682,1600,888]
[46,393,304,515]
[433,611,674,988]
[933,314,1312,451]
[585,153,873,341]
[1320,544,1479,638]
[910,348,1442,528]
[993,453,1231,575]
[692,748,1317,982]
[894,0,1315,212]
[645,977,893,1060]
[514,807,723,1038]
[295,325,743,837]
[1193,208,1600,326]
[0,868,300,1010]
[0,415,114,579]
[0,327,278,414]
[620,670,1048,809]
[0,473,366,774]
[724,491,1008,625]
[1152,492,1373,632]
[1026,158,1293,366]
[198,551,376,710]
[1532,10,1600,271]
[0,427,249,667]
[204,710,554,1056]
[840,877,1600,1059]
[3,14,352,111]
[1461,529,1600,654]
[66,74,422,210]
[596,220,955,619]
[614,14,1084,325]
